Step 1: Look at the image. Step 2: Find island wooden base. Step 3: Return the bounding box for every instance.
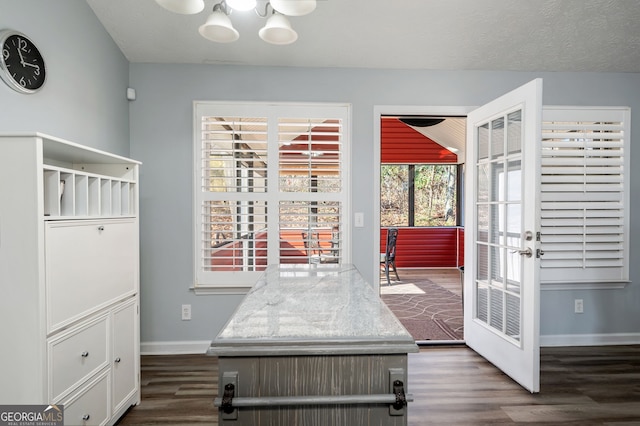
[217,353,409,425]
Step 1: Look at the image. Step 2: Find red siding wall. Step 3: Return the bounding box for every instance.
[381,227,464,268]
[381,117,457,164]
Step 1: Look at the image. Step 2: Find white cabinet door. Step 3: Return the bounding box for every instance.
[112,300,138,414]
[45,219,138,332]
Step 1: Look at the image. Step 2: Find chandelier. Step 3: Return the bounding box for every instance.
[155,0,317,45]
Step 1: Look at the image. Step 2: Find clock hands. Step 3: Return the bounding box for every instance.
[14,38,40,74]
[16,40,26,66]
[22,61,39,69]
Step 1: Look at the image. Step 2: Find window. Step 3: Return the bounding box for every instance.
[194,102,350,292]
[380,164,458,227]
[540,107,630,285]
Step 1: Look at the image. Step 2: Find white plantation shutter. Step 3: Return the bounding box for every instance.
[194,102,350,292]
[278,117,343,264]
[278,118,342,193]
[540,107,630,284]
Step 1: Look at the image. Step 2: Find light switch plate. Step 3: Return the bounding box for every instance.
[354,212,364,227]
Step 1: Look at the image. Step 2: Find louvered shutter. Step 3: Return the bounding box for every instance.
[278,117,343,264]
[540,107,629,284]
[194,103,350,291]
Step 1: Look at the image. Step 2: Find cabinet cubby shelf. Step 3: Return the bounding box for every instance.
[43,165,137,218]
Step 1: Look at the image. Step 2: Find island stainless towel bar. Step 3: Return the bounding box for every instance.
[214,392,414,408]
[214,379,412,418]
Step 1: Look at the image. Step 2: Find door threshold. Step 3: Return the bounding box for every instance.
[416,339,466,347]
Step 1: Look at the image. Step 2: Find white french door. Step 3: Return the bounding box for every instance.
[464,79,542,393]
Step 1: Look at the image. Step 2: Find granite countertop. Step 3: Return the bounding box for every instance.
[208,264,418,356]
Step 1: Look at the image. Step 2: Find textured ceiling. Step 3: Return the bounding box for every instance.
[86,0,640,72]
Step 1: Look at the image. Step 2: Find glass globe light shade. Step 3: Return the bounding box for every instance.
[198,10,240,43]
[259,13,298,45]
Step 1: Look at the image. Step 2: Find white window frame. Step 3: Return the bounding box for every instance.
[540,106,630,290]
[193,101,351,294]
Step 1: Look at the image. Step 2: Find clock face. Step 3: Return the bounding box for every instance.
[0,30,46,94]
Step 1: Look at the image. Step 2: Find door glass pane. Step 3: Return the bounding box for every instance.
[477,243,488,282]
[491,117,505,159]
[490,204,502,245]
[505,293,521,341]
[477,283,488,323]
[506,204,521,247]
[477,163,489,202]
[506,161,521,202]
[506,249,521,295]
[489,287,504,330]
[477,204,489,243]
[507,111,522,154]
[478,123,489,160]
[492,162,503,202]
[506,205,522,294]
[490,245,504,287]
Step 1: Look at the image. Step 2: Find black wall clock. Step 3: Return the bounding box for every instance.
[0,30,46,94]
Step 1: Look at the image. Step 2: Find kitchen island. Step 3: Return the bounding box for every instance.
[208,264,419,425]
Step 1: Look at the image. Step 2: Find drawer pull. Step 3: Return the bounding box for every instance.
[82,414,90,421]
[81,351,89,358]
[114,357,121,363]
[98,225,105,231]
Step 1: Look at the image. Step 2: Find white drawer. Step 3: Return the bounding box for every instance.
[48,315,109,401]
[45,219,138,332]
[62,370,110,426]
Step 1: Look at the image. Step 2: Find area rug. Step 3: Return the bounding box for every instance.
[381,279,463,341]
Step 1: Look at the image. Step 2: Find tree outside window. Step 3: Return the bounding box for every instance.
[381,164,457,227]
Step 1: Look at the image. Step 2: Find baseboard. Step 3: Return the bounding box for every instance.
[140,340,211,355]
[140,334,640,355]
[541,333,640,347]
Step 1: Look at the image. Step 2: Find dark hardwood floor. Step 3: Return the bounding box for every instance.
[117,345,640,425]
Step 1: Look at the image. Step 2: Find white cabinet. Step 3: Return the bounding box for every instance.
[0,133,140,425]
[45,219,137,332]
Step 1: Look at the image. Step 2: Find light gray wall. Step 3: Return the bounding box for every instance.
[129,64,640,345]
[0,1,129,155]
[3,1,639,348]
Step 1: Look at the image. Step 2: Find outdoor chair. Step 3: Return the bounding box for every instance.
[380,227,400,285]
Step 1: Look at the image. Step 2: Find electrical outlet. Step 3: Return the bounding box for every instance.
[574,299,584,314]
[181,304,192,320]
